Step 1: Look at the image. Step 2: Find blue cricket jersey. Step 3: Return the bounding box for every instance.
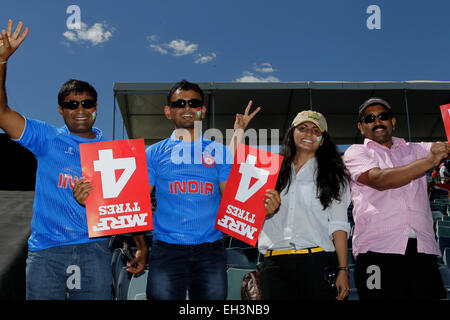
[15,117,108,251]
[146,132,233,245]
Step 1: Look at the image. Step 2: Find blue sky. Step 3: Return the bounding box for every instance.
[1,0,449,140]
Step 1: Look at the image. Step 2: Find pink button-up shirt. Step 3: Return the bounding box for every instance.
[343,137,441,258]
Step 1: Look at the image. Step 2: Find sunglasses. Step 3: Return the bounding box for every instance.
[61,99,96,110]
[361,111,391,124]
[170,99,203,109]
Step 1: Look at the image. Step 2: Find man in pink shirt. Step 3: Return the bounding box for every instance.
[343,97,450,300]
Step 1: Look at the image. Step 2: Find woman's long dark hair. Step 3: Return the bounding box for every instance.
[275,126,350,210]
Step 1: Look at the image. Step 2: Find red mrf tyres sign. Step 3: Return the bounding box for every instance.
[80,139,153,238]
[440,104,450,143]
[215,144,283,246]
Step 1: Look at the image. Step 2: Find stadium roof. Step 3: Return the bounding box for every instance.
[113,81,450,146]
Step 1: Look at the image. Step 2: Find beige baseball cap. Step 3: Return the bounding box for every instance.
[292,110,328,132]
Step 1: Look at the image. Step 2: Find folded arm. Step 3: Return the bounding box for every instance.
[358,142,450,191]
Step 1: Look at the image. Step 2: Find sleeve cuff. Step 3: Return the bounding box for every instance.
[10,114,27,142]
[328,221,351,238]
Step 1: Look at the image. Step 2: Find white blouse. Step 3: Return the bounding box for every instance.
[258,157,351,254]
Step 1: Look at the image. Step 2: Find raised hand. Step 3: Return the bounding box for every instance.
[0,20,29,62]
[234,100,261,131]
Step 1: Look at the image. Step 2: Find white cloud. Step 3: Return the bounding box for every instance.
[147,35,216,64]
[147,35,158,42]
[235,71,280,83]
[62,31,77,42]
[194,53,217,64]
[63,22,114,46]
[236,61,280,82]
[148,36,198,56]
[146,35,168,54]
[254,62,276,73]
[149,44,168,55]
[167,39,198,56]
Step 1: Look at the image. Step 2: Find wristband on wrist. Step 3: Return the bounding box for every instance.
[338,266,349,272]
[0,61,7,65]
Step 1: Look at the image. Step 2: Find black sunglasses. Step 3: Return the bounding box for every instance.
[361,111,391,124]
[170,99,203,109]
[61,99,96,110]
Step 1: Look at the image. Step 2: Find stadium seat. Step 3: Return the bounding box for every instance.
[430,203,443,211]
[443,248,450,266]
[433,211,444,222]
[348,248,356,267]
[223,234,232,247]
[226,267,256,300]
[110,233,151,299]
[109,232,152,299]
[437,226,450,238]
[228,237,252,248]
[257,252,264,264]
[442,216,450,222]
[113,246,142,299]
[116,266,132,300]
[111,249,122,295]
[348,225,354,249]
[347,268,359,300]
[439,266,450,300]
[127,270,148,300]
[437,220,450,228]
[108,234,137,250]
[438,237,450,256]
[226,247,256,269]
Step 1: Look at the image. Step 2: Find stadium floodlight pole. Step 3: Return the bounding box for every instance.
[404,89,412,142]
[308,82,313,110]
[122,115,125,140]
[113,91,116,141]
[211,91,215,129]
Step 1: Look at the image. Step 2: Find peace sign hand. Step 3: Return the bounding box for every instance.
[234,100,261,131]
[0,20,29,62]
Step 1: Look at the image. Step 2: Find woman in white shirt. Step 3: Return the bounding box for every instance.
[261,110,351,300]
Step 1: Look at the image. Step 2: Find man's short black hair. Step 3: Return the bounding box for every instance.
[167,80,204,105]
[58,79,98,106]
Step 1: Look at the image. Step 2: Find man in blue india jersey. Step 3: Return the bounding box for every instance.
[75,80,274,299]
[0,19,147,299]
[143,80,272,300]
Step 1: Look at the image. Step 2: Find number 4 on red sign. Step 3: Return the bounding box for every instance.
[235,154,269,203]
[93,149,136,199]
